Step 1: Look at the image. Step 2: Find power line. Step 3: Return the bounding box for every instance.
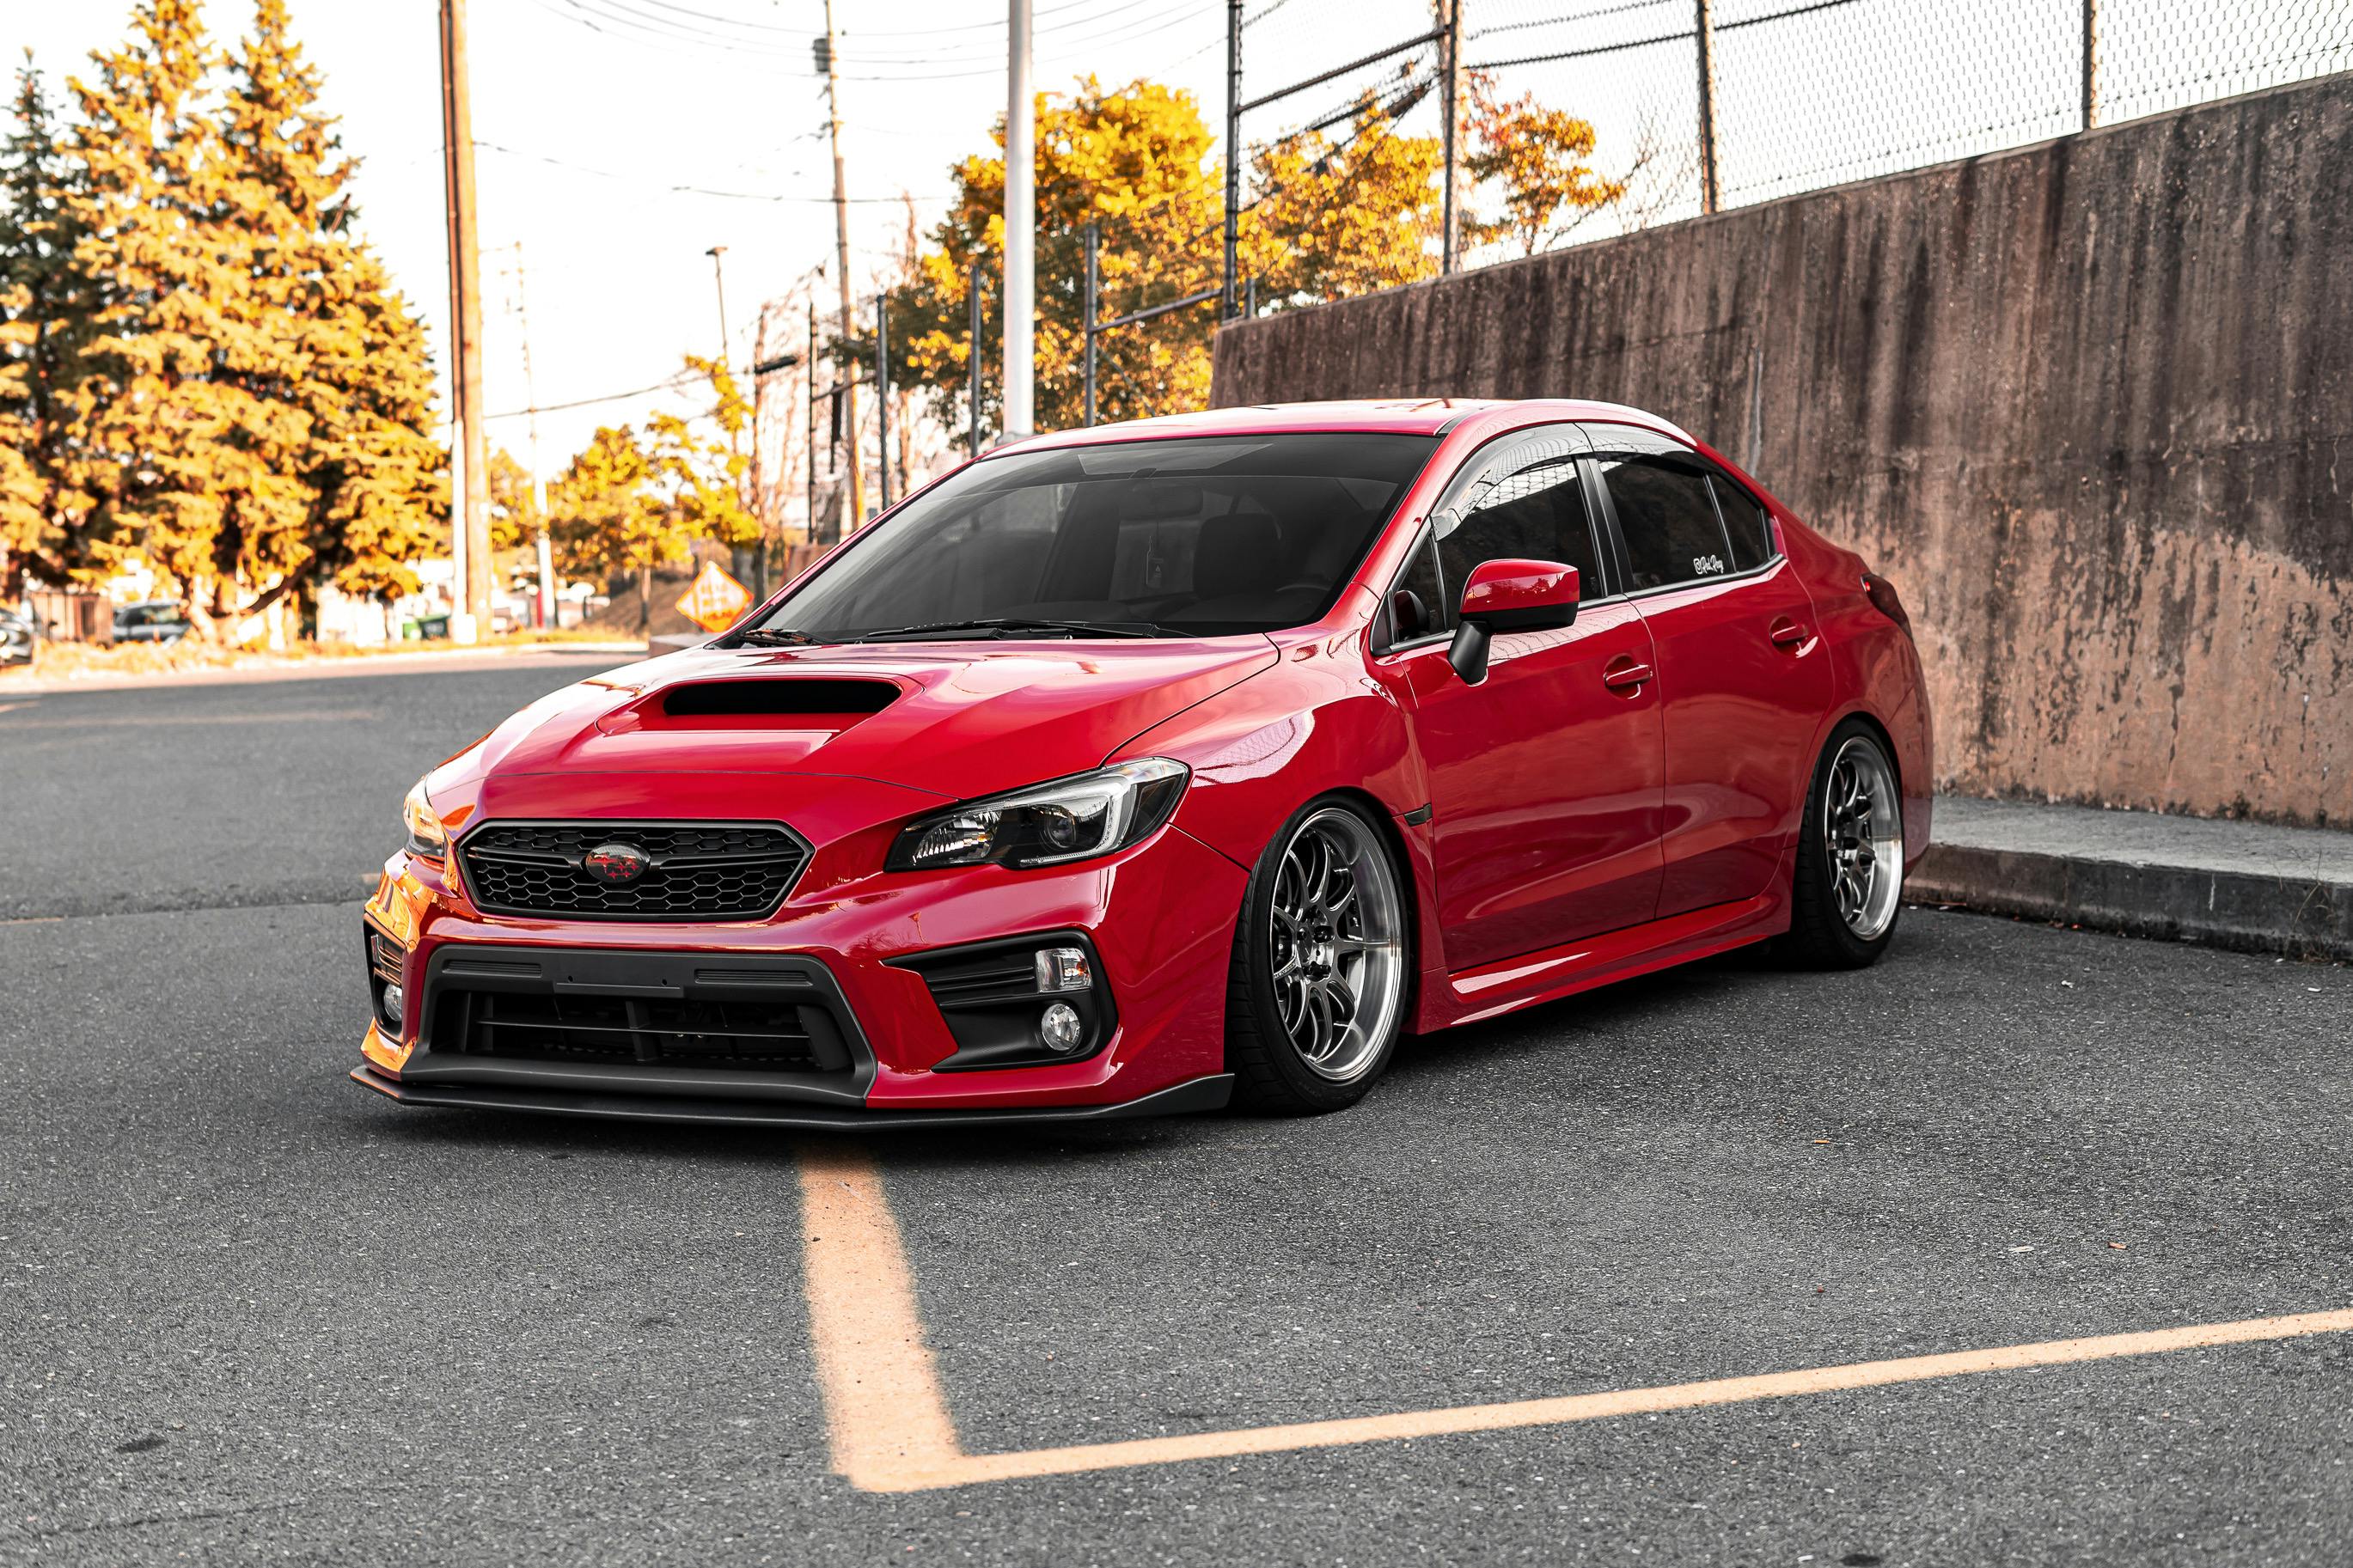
[469,139,944,202]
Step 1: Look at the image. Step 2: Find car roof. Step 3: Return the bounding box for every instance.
[991,398,1694,454]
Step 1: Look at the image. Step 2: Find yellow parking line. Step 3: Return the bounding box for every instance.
[798,1144,963,1487]
[798,1148,2353,1494]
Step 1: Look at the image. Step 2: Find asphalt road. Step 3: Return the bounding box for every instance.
[3,658,2350,1565]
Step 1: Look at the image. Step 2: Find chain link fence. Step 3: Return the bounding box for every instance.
[1232,0,2352,285]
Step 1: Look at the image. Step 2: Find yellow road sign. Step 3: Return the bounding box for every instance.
[675,560,752,633]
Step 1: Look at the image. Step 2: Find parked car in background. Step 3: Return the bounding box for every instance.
[354,399,1931,1130]
[0,607,33,667]
[113,601,193,644]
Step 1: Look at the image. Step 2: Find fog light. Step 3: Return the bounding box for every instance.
[376,984,403,1033]
[1034,946,1091,993]
[1039,1001,1085,1054]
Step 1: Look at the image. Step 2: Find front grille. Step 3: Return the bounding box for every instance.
[439,990,834,1071]
[458,821,809,921]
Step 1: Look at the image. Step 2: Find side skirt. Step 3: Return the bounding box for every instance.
[1423,891,1789,1030]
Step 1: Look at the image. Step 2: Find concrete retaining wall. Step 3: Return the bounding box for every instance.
[1211,76,2353,828]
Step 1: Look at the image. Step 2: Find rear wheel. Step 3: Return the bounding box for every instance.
[1782,721,1905,968]
[1225,799,1410,1113]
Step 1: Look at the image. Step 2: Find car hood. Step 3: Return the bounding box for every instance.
[450,638,1280,802]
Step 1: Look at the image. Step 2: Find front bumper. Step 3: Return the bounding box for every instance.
[355,809,1249,1125]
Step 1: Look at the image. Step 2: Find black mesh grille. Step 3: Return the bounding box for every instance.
[437,990,835,1071]
[458,821,809,921]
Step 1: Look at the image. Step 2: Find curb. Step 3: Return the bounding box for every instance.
[1912,842,2352,961]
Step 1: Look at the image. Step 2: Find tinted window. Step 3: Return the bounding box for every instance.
[1602,455,1734,589]
[1436,456,1601,611]
[1714,478,1775,570]
[1383,528,1446,645]
[757,433,1439,639]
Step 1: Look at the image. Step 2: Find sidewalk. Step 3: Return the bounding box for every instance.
[1915,796,2353,960]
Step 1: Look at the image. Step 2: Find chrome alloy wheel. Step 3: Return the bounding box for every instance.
[1824,735,1904,940]
[1268,808,1406,1083]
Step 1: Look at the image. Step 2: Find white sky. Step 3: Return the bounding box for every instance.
[6,0,2342,485]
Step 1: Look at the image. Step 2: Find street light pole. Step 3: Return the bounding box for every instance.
[704,244,730,363]
[1004,0,1035,437]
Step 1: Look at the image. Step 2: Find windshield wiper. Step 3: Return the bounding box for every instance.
[732,626,830,647]
[846,617,1166,644]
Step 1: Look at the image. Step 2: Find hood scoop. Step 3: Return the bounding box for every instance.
[588,678,903,757]
[659,679,899,720]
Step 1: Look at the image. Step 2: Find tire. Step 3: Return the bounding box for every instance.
[1224,797,1413,1114]
[1782,718,1906,970]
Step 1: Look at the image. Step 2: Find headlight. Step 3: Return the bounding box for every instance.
[402,777,447,858]
[887,759,1189,872]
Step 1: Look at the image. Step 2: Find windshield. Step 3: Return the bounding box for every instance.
[748,432,1439,642]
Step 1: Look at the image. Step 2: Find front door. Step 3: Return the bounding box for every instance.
[1374,430,1665,973]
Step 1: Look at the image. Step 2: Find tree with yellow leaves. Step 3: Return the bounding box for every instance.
[544,357,756,629]
[1462,70,1626,258]
[874,76,1449,434]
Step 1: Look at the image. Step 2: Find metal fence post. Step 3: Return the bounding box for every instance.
[967,260,983,457]
[1439,0,1462,274]
[2081,0,2099,128]
[873,292,890,512]
[1693,0,1720,215]
[1223,0,1244,318]
[1083,223,1099,428]
[1244,276,1257,318]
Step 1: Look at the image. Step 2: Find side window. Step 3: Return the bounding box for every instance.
[1714,477,1775,571]
[1436,456,1602,607]
[1601,454,1734,590]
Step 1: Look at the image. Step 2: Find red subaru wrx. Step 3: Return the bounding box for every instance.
[355,399,1930,1127]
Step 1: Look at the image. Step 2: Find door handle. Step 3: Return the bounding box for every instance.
[1601,657,1653,692]
[1768,619,1812,650]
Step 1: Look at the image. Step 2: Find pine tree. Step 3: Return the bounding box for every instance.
[64,0,249,620]
[223,0,442,611]
[0,58,98,583]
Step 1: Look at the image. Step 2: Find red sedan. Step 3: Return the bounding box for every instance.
[354,399,1930,1126]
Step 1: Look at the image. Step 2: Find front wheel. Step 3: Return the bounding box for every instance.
[1782,721,1906,969]
[1225,799,1411,1113]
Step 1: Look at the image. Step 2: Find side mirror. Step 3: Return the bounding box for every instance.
[1448,558,1579,684]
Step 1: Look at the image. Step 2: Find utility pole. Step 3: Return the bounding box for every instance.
[1692,0,1720,215]
[508,242,553,631]
[1439,0,1463,273]
[437,0,491,638]
[2081,0,2100,129]
[805,299,817,546]
[967,260,983,457]
[873,293,890,510]
[817,2,865,526]
[1004,0,1035,436]
[1222,0,1243,317]
[1082,222,1098,428]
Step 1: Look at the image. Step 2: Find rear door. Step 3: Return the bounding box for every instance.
[1583,424,1828,919]
[1371,426,1665,972]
